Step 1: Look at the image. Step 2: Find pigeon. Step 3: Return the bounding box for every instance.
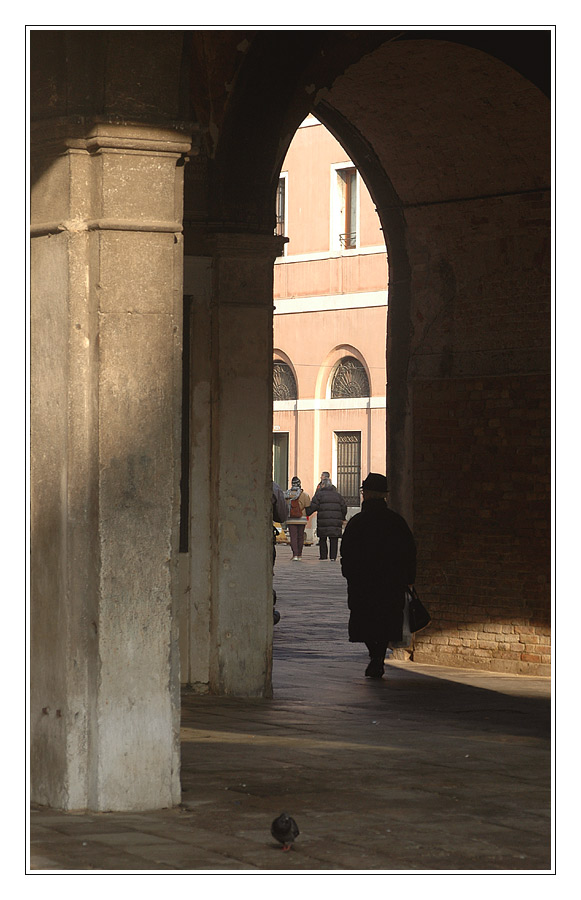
[271,812,300,851]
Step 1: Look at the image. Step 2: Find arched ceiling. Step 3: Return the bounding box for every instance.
[29,29,551,238]
[195,30,550,234]
[320,37,550,206]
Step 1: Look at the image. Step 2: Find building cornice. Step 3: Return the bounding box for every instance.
[274,290,387,315]
[275,245,386,264]
[274,397,386,412]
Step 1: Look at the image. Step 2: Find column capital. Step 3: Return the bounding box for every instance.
[206,232,285,310]
[30,116,199,157]
[31,117,198,238]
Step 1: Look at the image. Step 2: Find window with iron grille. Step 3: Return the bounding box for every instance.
[331,356,370,399]
[336,432,361,506]
[275,177,286,238]
[337,167,357,249]
[273,361,297,401]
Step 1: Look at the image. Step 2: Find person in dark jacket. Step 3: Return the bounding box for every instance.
[306,477,347,560]
[340,472,416,678]
[313,472,331,547]
[272,481,288,566]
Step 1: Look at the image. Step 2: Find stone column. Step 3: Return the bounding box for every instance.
[30,120,191,810]
[182,234,284,697]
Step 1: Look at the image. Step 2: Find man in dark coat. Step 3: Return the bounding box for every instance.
[305,477,347,560]
[340,473,416,678]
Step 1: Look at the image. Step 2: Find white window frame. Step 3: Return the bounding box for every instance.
[330,162,360,253]
[276,172,289,256]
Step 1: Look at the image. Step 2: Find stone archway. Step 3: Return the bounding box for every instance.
[30,29,551,812]
[180,30,551,692]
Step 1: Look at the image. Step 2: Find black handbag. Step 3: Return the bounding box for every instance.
[406,586,431,633]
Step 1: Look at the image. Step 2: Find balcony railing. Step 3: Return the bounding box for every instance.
[339,232,357,249]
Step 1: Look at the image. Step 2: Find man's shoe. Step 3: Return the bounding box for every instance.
[365,659,385,678]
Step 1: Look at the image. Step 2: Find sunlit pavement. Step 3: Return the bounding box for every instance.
[30,544,551,872]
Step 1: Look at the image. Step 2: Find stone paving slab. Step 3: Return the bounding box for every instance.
[29,546,552,873]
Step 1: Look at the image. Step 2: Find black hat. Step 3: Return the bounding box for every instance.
[361,473,388,493]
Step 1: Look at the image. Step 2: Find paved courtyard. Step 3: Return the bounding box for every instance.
[29,543,552,874]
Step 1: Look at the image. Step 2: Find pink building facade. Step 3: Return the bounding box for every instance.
[273,116,388,523]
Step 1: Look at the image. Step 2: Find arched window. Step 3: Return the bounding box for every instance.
[330,356,370,399]
[273,361,297,401]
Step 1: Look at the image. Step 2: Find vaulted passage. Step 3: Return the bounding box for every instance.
[29,29,551,811]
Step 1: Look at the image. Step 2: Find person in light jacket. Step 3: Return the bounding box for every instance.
[340,473,416,679]
[306,477,347,561]
[284,476,311,560]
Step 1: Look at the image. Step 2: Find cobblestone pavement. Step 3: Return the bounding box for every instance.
[29,544,552,874]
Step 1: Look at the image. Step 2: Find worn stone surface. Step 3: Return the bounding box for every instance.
[207,235,278,697]
[180,237,281,697]
[30,119,190,811]
[30,547,551,872]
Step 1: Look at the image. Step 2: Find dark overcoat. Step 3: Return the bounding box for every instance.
[306,485,347,538]
[340,499,416,644]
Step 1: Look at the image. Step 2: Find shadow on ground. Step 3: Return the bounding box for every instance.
[29,545,551,872]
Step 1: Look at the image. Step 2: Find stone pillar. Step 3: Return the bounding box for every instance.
[181,235,284,697]
[30,120,191,810]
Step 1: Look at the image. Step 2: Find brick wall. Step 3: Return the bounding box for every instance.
[411,373,551,675]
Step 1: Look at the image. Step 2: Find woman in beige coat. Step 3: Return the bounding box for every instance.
[284,476,311,560]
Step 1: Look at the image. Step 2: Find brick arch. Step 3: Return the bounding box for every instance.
[207,33,549,513]
[313,37,551,673]
[314,37,549,514]
[188,30,549,236]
